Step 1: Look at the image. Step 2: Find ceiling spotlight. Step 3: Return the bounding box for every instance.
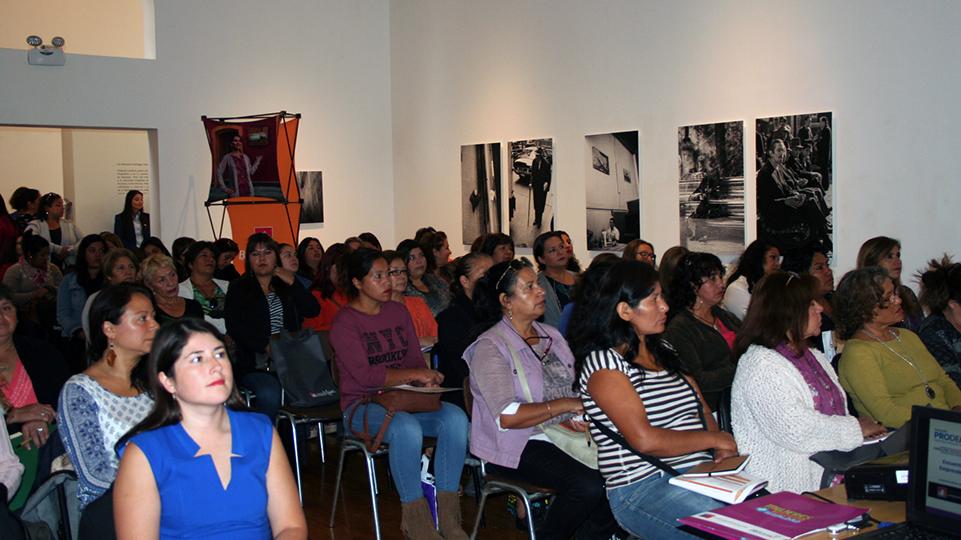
[26,35,66,66]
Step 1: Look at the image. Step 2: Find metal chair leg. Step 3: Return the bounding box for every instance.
[289,417,303,505]
[521,493,537,539]
[328,441,350,528]
[469,488,491,540]
[317,421,326,463]
[364,449,382,540]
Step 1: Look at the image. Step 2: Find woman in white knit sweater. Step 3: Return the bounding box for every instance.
[730,272,886,492]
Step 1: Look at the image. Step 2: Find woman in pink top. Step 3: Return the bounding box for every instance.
[330,248,468,540]
[384,250,437,348]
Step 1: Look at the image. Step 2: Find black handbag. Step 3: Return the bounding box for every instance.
[270,329,339,408]
[809,427,909,488]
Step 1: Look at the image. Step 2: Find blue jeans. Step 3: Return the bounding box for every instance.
[607,467,724,539]
[345,401,469,503]
[240,371,282,420]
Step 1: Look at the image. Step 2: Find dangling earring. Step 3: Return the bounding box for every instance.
[106,342,117,367]
[508,308,513,321]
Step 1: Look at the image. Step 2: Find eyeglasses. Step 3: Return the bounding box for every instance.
[785,271,800,285]
[494,257,533,290]
[387,269,408,277]
[637,251,656,260]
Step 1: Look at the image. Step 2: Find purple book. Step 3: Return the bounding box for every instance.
[679,491,867,539]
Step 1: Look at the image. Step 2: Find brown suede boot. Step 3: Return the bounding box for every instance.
[436,491,469,540]
[401,498,443,540]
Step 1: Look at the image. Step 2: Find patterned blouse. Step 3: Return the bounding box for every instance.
[58,374,153,509]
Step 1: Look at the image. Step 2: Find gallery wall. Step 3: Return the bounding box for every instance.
[0,0,394,249]
[389,0,961,281]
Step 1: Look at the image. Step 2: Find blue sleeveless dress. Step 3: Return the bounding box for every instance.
[124,408,273,539]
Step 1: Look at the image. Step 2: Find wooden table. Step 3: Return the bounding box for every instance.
[807,485,905,538]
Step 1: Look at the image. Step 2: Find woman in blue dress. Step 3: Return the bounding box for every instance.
[113,318,306,540]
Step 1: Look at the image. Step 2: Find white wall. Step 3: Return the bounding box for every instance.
[0,0,394,249]
[0,126,64,197]
[389,0,961,281]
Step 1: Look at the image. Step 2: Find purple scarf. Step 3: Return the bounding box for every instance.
[775,342,845,416]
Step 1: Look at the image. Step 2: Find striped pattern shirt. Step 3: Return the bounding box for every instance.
[578,348,711,488]
[266,292,284,335]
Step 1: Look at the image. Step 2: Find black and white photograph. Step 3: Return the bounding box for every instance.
[508,137,553,247]
[460,142,502,246]
[296,170,324,224]
[756,112,833,253]
[585,131,639,252]
[678,121,745,258]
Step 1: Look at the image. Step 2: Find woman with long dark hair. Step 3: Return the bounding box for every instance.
[533,231,577,328]
[384,250,437,347]
[722,239,781,319]
[113,319,306,539]
[113,190,150,251]
[57,234,106,342]
[303,242,350,333]
[295,237,324,283]
[730,272,884,493]
[224,233,319,420]
[781,244,836,352]
[58,284,157,514]
[331,248,468,539]
[465,258,618,539]
[26,192,83,269]
[435,252,493,411]
[663,252,741,411]
[568,260,734,539]
[397,239,451,316]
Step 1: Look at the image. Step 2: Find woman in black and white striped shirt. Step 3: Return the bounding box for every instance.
[569,260,738,539]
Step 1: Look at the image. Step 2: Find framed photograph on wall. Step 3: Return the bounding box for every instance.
[296,170,324,224]
[755,112,833,253]
[460,142,502,246]
[508,138,553,248]
[678,121,745,258]
[585,131,639,252]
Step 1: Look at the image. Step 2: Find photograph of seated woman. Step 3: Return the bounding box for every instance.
[330,248,469,540]
[730,272,885,493]
[756,138,831,250]
[835,267,961,429]
[663,251,741,412]
[567,260,734,539]
[113,318,306,540]
[465,258,619,539]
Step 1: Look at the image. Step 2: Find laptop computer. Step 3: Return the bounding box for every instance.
[856,406,961,539]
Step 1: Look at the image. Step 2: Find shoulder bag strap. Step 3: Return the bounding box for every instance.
[492,326,535,403]
[589,417,681,477]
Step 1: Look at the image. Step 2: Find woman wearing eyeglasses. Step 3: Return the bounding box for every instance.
[384,250,437,348]
[465,258,619,540]
[836,267,961,429]
[331,248,468,540]
[623,238,656,267]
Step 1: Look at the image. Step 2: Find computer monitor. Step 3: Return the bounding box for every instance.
[907,405,961,532]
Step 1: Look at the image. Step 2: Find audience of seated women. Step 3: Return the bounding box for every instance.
[568,260,733,539]
[397,238,450,317]
[114,318,307,540]
[730,272,885,493]
[295,237,324,283]
[57,234,106,343]
[434,252,492,411]
[224,233,319,420]
[0,285,70,449]
[178,241,229,334]
[917,256,961,387]
[835,266,961,428]
[2,233,62,326]
[27,193,83,269]
[533,231,577,328]
[782,244,836,352]
[330,248,469,540]
[384,250,437,348]
[479,232,515,265]
[113,190,150,251]
[857,236,924,331]
[663,251,741,412]
[465,257,618,540]
[58,283,157,531]
[722,239,781,319]
[143,254,204,325]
